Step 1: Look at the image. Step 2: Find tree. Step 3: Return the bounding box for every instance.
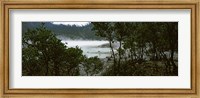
[160,22,178,74]
[64,46,84,76]
[91,22,117,75]
[22,23,84,76]
[114,22,129,74]
[83,56,103,76]
[23,23,57,75]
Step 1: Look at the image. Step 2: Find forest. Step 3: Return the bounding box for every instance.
[22,22,178,76]
[22,22,101,40]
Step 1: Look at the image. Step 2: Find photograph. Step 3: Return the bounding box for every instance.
[22,22,178,76]
[2,0,198,96]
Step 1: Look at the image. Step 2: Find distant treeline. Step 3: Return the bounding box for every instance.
[22,22,102,40]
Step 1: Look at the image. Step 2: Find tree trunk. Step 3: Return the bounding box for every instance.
[130,49,134,62]
[109,40,116,75]
[118,40,122,74]
[45,60,49,76]
[54,62,60,76]
[43,52,49,76]
[170,47,177,74]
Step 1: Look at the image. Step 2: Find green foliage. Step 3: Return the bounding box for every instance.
[22,22,102,40]
[92,22,114,40]
[83,56,103,76]
[63,47,84,76]
[92,22,117,75]
[92,22,178,76]
[22,23,84,76]
[22,22,178,76]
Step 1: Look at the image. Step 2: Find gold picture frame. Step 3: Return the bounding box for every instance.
[0,0,199,97]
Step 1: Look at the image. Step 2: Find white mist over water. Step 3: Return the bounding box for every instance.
[61,40,112,58]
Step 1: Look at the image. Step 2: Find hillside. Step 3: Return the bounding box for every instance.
[22,22,102,40]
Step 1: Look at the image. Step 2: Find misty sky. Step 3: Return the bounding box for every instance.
[52,22,90,26]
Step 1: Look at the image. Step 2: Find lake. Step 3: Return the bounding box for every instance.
[61,40,112,58]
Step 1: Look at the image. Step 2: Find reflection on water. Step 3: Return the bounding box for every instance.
[62,40,112,58]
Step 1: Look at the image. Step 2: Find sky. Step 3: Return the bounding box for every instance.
[52,22,90,26]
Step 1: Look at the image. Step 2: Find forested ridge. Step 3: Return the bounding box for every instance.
[22,22,178,76]
[22,22,102,40]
